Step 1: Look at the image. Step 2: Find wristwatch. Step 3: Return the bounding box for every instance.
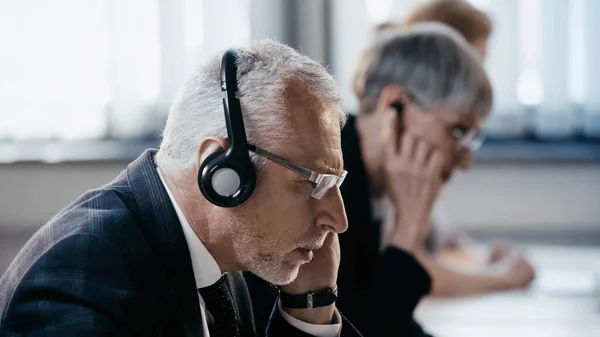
[279,285,338,309]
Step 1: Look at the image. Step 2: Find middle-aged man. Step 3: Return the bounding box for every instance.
[0,40,362,337]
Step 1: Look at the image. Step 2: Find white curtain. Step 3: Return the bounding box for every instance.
[330,0,600,139]
[481,0,599,139]
[0,0,251,140]
[3,0,599,141]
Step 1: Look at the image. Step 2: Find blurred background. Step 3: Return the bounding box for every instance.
[0,0,599,336]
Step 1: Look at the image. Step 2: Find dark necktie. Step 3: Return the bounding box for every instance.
[198,275,242,337]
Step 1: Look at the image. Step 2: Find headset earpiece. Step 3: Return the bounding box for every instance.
[198,149,256,207]
[391,101,406,133]
[391,101,404,116]
[198,49,257,207]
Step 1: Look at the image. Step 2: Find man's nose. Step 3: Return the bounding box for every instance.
[315,187,348,234]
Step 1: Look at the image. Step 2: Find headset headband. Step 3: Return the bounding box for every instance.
[220,49,250,158]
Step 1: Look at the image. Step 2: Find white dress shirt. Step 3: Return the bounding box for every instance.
[156,169,341,336]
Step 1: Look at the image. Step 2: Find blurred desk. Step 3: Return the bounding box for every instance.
[415,245,600,337]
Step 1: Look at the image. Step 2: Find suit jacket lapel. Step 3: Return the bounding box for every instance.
[127,149,204,336]
[226,272,256,337]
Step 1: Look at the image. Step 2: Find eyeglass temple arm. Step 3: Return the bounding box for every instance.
[248,144,316,180]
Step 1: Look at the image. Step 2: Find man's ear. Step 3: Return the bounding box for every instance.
[195,137,228,172]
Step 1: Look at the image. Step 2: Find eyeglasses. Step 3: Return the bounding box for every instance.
[402,93,486,153]
[452,126,486,152]
[248,144,347,199]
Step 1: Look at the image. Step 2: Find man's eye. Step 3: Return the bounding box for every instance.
[292,180,314,195]
[302,181,315,193]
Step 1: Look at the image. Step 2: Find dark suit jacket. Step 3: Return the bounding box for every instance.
[245,115,434,336]
[0,149,356,337]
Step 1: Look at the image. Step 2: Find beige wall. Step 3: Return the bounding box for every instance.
[1,162,599,232]
[0,162,126,230]
[439,163,600,230]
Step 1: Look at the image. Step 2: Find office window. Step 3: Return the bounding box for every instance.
[0,0,251,141]
[478,0,599,139]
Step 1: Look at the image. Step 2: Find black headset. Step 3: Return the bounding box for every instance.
[391,101,404,116]
[197,49,257,207]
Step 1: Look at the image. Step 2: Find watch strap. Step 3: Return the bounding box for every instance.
[279,285,338,309]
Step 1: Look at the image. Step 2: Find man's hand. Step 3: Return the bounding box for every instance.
[382,109,445,254]
[280,233,340,325]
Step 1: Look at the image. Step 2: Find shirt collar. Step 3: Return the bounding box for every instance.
[156,168,223,289]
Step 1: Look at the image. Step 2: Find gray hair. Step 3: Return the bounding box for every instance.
[155,39,344,171]
[352,22,492,116]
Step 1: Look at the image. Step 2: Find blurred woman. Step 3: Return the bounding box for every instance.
[377,0,536,298]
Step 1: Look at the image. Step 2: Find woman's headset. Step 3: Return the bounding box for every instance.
[197,49,257,207]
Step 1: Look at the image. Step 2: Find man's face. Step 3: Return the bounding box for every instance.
[227,86,348,285]
[402,104,486,182]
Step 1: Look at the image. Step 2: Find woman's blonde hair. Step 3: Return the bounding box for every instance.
[379,0,492,44]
